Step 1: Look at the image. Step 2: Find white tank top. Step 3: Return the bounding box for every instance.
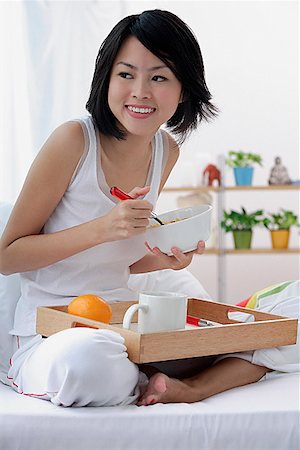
[11,116,168,336]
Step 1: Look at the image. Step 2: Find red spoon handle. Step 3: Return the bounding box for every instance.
[110,186,164,225]
[110,186,134,200]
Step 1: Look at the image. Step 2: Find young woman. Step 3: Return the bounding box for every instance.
[0,9,217,407]
[0,9,277,408]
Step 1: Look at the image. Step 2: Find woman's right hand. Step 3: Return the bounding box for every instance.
[101,197,153,242]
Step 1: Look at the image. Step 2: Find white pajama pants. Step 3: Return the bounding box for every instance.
[7,328,144,407]
[6,269,210,407]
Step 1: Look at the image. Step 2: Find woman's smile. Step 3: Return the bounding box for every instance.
[125,104,156,119]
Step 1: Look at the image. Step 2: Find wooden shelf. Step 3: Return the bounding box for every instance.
[163,186,221,192]
[203,248,221,255]
[163,185,300,192]
[225,248,300,254]
[205,248,300,255]
[224,185,300,191]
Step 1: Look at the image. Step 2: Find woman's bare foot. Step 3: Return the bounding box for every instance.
[137,372,202,406]
[137,358,271,406]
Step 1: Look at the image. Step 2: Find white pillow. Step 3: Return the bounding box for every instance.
[0,204,21,384]
[0,203,210,384]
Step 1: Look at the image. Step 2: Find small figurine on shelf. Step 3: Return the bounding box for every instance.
[268,157,292,185]
[202,164,221,186]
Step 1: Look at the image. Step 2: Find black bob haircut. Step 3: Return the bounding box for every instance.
[86,9,218,143]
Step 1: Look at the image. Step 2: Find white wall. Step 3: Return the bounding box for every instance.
[123,1,298,179]
[122,1,299,301]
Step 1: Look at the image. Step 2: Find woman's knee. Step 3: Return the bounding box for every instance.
[45,327,128,370]
[45,328,139,404]
[18,328,139,406]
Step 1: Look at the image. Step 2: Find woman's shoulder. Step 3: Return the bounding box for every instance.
[51,120,85,146]
[160,129,179,163]
[29,120,86,186]
[158,130,180,191]
[43,120,85,162]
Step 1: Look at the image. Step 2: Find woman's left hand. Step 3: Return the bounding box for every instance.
[145,240,206,270]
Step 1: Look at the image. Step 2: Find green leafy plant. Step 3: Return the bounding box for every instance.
[221,207,264,232]
[263,209,300,230]
[226,150,263,168]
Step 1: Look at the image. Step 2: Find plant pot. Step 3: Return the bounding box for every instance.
[233,230,252,249]
[233,167,254,186]
[271,229,290,249]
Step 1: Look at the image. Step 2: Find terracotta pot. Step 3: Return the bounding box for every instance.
[233,230,252,249]
[271,229,290,249]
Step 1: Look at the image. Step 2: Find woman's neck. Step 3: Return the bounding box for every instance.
[100,133,153,162]
[99,132,155,191]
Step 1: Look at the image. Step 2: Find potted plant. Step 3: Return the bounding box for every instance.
[221,207,264,249]
[263,209,299,249]
[226,150,263,186]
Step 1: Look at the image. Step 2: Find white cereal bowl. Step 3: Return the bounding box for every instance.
[145,204,212,256]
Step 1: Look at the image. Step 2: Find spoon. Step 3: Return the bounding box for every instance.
[110,186,164,226]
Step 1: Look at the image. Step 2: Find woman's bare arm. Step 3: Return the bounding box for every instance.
[0,122,152,275]
[0,122,97,274]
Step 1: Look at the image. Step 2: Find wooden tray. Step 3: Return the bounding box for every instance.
[36,298,298,364]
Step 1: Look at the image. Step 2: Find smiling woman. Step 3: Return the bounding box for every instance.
[0,9,218,409]
[0,1,299,422]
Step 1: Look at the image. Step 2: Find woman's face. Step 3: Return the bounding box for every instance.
[108,36,182,138]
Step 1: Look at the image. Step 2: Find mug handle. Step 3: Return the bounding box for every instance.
[123,304,149,330]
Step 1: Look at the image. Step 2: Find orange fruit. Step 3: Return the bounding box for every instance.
[67,294,112,323]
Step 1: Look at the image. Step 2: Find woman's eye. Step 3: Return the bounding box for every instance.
[152,75,167,82]
[118,72,133,79]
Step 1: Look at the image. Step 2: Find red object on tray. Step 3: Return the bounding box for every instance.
[186,315,201,326]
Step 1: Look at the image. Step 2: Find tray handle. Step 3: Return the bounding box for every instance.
[187,298,284,323]
[71,321,99,330]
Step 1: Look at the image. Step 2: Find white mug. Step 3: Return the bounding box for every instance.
[123,291,188,333]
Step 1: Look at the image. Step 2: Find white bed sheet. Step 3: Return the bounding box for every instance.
[1,373,299,450]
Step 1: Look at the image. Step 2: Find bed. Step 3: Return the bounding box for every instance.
[1,372,299,450]
[1,203,299,450]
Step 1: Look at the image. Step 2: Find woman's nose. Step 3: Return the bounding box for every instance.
[131,79,151,99]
